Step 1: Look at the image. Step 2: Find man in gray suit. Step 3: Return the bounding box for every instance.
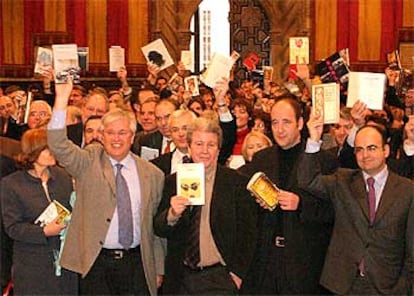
[47,82,165,295]
[298,111,414,294]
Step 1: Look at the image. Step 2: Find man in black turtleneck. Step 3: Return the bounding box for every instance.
[240,96,338,295]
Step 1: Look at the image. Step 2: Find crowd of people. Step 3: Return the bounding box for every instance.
[0,58,414,295]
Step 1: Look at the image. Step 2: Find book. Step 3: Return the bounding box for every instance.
[387,50,401,70]
[247,172,279,211]
[140,146,159,161]
[52,44,80,84]
[34,47,53,75]
[312,83,340,124]
[243,52,260,71]
[263,66,273,94]
[181,50,194,72]
[77,47,89,71]
[176,163,205,205]
[289,37,309,65]
[315,49,350,102]
[346,71,386,110]
[184,76,200,96]
[34,200,71,227]
[168,72,184,92]
[141,38,174,71]
[109,46,125,72]
[200,51,239,88]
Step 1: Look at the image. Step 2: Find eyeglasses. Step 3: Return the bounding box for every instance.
[29,111,49,118]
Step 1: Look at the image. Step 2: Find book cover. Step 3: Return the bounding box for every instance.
[315,49,350,102]
[243,52,260,71]
[181,50,194,72]
[201,51,239,88]
[247,172,279,211]
[312,83,340,124]
[184,76,200,96]
[34,200,71,227]
[289,37,309,65]
[78,47,89,71]
[346,71,386,110]
[176,163,205,205]
[34,47,53,75]
[141,38,174,71]
[52,44,80,84]
[109,46,125,72]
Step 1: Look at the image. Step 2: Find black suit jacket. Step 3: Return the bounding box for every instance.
[154,166,258,294]
[298,151,414,294]
[239,143,337,294]
[150,152,173,176]
[133,130,163,156]
[66,122,83,147]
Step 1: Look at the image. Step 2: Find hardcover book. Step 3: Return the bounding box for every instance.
[247,172,279,211]
[177,163,205,205]
[35,200,71,227]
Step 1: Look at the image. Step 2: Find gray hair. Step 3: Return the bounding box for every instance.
[101,108,137,134]
[186,117,223,149]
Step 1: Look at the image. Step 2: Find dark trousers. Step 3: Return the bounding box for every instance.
[180,264,237,295]
[80,247,149,295]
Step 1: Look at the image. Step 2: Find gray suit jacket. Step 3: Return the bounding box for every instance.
[298,152,414,294]
[48,128,165,296]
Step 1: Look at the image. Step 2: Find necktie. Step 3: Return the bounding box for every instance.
[183,206,202,269]
[367,177,376,224]
[164,140,172,154]
[115,164,133,249]
[182,155,191,163]
[359,177,377,275]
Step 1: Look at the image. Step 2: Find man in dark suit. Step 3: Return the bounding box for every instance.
[151,109,195,175]
[240,97,337,295]
[133,99,177,160]
[154,117,257,294]
[298,113,414,294]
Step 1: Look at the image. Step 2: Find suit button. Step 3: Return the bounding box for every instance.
[99,241,104,245]
[106,218,111,223]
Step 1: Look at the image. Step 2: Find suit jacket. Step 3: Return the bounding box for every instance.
[239,143,337,294]
[66,122,83,147]
[154,166,258,294]
[151,152,173,176]
[298,151,414,294]
[47,128,165,296]
[133,130,163,156]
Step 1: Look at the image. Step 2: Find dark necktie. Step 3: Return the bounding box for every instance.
[182,155,191,163]
[359,177,377,275]
[367,177,376,224]
[183,205,202,269]
[115,163,133,249]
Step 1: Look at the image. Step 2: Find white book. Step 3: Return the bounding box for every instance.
[34,47,53,75]
[312,83,340,124]
[176,163,205,205]
[52,44,79,84]
[346,72,386,110]
[181,50,194,72]
[200,51,239,88]
[109,46,125,72]
[141,38,174,71]
[34,200,71,227]
[184,76,200,96]
[140,146,159,161]
[289,37,309,65]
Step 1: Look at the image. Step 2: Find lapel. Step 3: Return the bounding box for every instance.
[375,172,397,222]
[134,156,149,224]
[101,153,117,206]
[350,172,370,223]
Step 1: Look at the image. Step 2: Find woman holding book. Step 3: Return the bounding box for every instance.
[0,128,78,295]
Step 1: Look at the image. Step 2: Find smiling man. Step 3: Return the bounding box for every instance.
[47,82,165,296]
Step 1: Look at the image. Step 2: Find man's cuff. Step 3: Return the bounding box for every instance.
[48,110,67,130]
[218,110,233,122]
[346,125,358,148]
[305,138,322,153]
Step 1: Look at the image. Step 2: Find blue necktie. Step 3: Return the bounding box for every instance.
[115,163,133,249]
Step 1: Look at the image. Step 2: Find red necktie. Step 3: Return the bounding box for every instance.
[164,140,172,154]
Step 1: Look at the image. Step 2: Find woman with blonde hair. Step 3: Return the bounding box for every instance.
[0,128,77,295]
[241,131,273,163]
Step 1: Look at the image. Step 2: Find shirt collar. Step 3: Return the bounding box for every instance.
[362,165,389,186]
[109,153,134,170]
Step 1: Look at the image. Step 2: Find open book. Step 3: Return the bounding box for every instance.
[34,200,71,227]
